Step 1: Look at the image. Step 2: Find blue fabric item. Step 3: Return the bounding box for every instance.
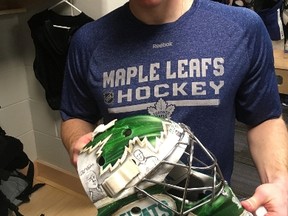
[283,2,288,52]
[60,0,282,182]
[255,0,284,41]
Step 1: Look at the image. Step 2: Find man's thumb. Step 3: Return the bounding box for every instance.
[241,196,261,212]
[241,197,267,216]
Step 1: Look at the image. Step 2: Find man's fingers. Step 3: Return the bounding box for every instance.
[241,197,260,212]
[71,132,93,167]
[255,206,268,216]
[241,198,267,216]
[241,185,270,211]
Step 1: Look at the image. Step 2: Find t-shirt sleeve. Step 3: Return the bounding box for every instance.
[60,28,101,124]
[235,13,282,126]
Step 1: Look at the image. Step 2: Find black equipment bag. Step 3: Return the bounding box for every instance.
[0,127,45,216]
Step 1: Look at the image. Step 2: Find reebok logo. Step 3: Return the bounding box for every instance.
[152,41,173,49]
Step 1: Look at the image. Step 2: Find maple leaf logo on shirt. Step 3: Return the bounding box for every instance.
[148,98,175,118]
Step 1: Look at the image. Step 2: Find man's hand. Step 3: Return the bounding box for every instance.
[61,118,95,167]
[69,132,93,167]
[241,178,288,216]
[244,117,288,215]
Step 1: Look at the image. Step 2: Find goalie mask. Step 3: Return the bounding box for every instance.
[77,115,251,216]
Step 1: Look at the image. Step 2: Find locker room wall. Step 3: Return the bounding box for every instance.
[0,0,127,174]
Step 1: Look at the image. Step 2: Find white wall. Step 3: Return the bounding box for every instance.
[0,0,127,174]
[74,0,128,19]
[0,14,37,160]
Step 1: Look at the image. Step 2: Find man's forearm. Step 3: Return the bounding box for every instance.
[247,116,288,183]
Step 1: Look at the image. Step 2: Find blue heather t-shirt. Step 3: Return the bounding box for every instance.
[60,0,282,182]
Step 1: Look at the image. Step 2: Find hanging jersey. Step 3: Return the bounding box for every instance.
[28,10,94,110]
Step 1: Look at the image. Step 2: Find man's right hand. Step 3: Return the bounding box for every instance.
[69,132,93,167]
[61,118,95,168]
